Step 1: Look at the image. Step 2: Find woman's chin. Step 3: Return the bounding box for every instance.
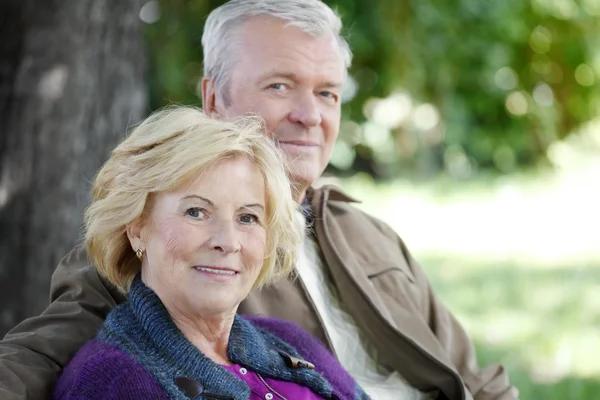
[188,296,241,318]
[183,285,245,313]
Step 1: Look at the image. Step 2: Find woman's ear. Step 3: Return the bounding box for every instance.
[126,216,145,252]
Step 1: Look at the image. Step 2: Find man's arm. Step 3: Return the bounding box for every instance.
[0,246,125,400]
[392,230,519,400]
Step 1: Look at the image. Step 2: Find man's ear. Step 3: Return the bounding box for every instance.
[126,217,145,252]
[201,77,218,117]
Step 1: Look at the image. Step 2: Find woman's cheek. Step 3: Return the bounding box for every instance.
[245,231,266,266]
[160,220,196,260]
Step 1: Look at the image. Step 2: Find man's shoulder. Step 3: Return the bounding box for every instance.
[58,244,91,268]
[315,185,415,278]
[51,244,127,305]
[318,185,398,239]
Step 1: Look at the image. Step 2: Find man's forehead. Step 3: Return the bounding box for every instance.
[236,15,338,53]
[232,21,343,69]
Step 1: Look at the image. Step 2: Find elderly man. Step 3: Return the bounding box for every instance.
[0,1,518,399]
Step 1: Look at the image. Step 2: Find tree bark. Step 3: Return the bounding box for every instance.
[0,0,147,336]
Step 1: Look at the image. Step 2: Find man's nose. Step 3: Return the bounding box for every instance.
[208,220,241,254]
[289,92,322,128]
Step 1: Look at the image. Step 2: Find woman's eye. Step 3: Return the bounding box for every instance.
[186,207,206,219]
[239,214,259,225]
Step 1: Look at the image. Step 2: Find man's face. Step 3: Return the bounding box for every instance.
[205,16,345,198]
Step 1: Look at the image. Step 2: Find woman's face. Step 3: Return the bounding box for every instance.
[134,156,267,319]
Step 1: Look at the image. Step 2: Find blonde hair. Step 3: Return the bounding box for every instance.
[85,106,303,292]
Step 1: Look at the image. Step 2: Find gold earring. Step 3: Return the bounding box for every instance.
[135,248,144,260]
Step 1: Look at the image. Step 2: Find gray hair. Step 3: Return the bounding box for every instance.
[202,0,352,96]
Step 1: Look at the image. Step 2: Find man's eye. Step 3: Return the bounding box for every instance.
[186,207,206,219]
[239,214,259,224]
[269,83,287,91]
[320,91,337,101]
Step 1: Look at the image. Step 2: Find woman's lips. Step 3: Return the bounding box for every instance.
[192,266,238,278]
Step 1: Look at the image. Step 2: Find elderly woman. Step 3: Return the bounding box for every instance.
[52,107,367,400]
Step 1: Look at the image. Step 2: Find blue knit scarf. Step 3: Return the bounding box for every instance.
[98,275,335,400]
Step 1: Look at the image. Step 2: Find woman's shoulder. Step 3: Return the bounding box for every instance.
[58,339,126,380]
[52,339,168,400]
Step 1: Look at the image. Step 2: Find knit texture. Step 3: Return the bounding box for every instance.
[52,340,168,400]
[53,275,368,400]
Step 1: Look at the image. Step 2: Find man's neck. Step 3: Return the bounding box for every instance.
[291,180,310,203]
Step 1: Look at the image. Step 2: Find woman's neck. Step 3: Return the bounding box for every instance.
[168,307,236,365]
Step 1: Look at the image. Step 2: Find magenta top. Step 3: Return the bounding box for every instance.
[223,363,324,399]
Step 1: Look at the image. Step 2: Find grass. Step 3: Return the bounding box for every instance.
[331,156,600,400]
[421,255,600,400]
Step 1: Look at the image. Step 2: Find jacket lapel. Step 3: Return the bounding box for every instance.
[310,185,465,399]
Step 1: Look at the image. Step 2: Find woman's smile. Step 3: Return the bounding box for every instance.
[192,265,239,279]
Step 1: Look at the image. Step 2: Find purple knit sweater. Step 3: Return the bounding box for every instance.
[52,276,367,400]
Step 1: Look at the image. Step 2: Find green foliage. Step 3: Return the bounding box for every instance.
[144,0,600,179]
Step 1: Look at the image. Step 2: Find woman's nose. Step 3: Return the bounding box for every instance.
[208,220,241,254]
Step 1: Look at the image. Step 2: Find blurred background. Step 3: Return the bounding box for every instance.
[1,0,599,398]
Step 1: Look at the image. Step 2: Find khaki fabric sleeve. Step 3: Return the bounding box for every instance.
[391,228,519,400]
[0,246,125,400]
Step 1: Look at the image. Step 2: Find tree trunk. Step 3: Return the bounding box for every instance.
[0,0,147,336]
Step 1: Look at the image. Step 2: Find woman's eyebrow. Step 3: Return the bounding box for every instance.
[181,195,213,206]
[242,203,264,211]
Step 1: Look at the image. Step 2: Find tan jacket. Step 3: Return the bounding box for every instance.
[0,185,518,400]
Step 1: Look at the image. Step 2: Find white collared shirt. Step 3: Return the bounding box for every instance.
[296,232,437,400]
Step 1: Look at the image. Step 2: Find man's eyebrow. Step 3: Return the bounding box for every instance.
[258,71,298,82]
[258,71,343,89]
[320,80,344,90]
[181,195,213,206]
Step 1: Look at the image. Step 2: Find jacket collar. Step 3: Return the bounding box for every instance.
[308,184,361,205]
[304,185,360,230]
